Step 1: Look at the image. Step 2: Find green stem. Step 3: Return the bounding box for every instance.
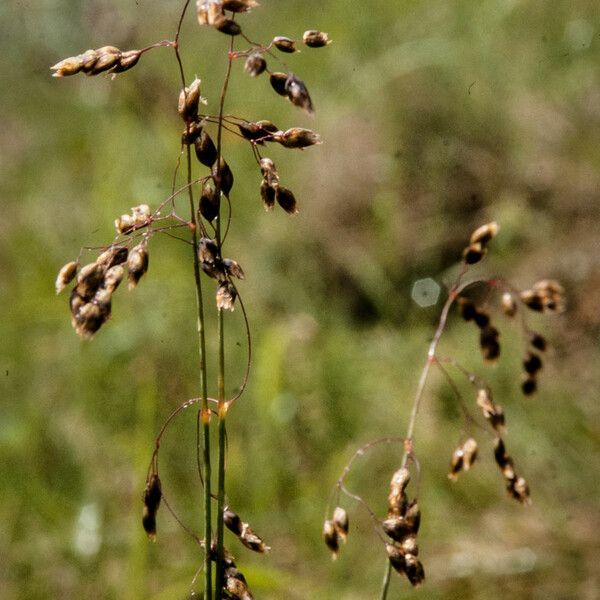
[380,562,392,600]
[214,34,235,600]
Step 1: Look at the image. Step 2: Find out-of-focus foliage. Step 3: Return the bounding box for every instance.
[1,0,599,598]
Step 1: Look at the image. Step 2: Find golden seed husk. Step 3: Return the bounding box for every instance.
[303,30,331,47]
[127,243,149,289]
[273,36,297,53]
[470,222,499,246]
[332,506,349,541]
[56,261,79,294]
[103,265,125,293]
[501,292,517,317]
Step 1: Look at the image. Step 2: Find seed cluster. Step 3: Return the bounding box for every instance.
[51,46,142,77]
[459,297,501,361]
[383,468,425,586]
[57,242,148,338]
[494,437,531,504]
[211,546,255,600]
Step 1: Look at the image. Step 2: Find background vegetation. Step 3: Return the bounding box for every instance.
[1,0,599,598]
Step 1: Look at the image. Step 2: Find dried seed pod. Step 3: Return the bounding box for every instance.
[255,120,279,134]
[521,375,537,396]
[404,501,421,535]
[244,52,267,76]
[448,438,478,481]
[458,297,477,321]
[259,157,279,185]
[523,352,542,375]
[182,120,204,145]
[97,246,128,269]
[462,242,485,265]
[213,157,234,196]
[90,46,121,75]
[475,388,505,432]
[323,519,339,558]
[508,476,531,505]
[127,243,149,289]
[388,467,410,516]
[56,261,79,294]
[216,281,237,311]
[501,292,517,317]
[473,310,490,329]
[480,325,500,361]
[404,553,425,586]
[51,55,84,77]
[529,332,547,352]
[401,534,419,556]
[103,265,125,293]
[73,302,105,337]
[197,0,224,25]
[470,222,499,246]
[178,78,202,122]
[199,237,219,265]
[222,0,259,11]
[273,36,297,53]
[269,72,288,96]
[386,543,406,574]
[223,508,244,536]
[214,15,242,36]
[285,74,314,114]
[115,213,135,234]
[273,127,322,149]
[303,30,331,47]
[332,507,349,541]
[80,49,100,73]
[200,182,220,222]
[222,258,245,280]
[382,516,412,542]
[195,130,218,167]
[76,262,105,300]
[239,522,270,553]
[237,121,275,144]
[276,186,298,214]
[111,49,141,73]
[260,180,276,211]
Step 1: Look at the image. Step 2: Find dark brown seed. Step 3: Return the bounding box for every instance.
[244,52,267,76]
[260,180,276,211]
[323,519,339,558]
[473,310,490,329]
[142,507,157,540]
[199,237,219,265]
[386,544,406,574]
[200,183,220,222]
[529,332,547,352]
[214,15,242,36]
[222,0,258,12]
[520,290,544,312]
[521,376,537,396]
[493,437,512,470]
[273,127,322,149]
[285,74,314,114]
[269,72,288,96]
[212,157,234,197]
[303,30,331,48]
[223,508,243,536]
[222,258,245,280]
[144,474,162,512]
[276,186,298,214]
[182,120,204,145]
[76,263,105,300]
[273,36,296,53]
[194,130,218,167]
[463,242,485,265]
[480,325,500,361]
[382,516,412,542]
[523,352,543,375]
[404,553,425,586]
[458,298,477,321]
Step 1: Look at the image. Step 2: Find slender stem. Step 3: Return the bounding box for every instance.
[173,3,213,597]
[214,34,236,600]
[380,562,392,600]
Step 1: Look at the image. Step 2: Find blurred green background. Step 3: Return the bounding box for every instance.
[1,0,600,598]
